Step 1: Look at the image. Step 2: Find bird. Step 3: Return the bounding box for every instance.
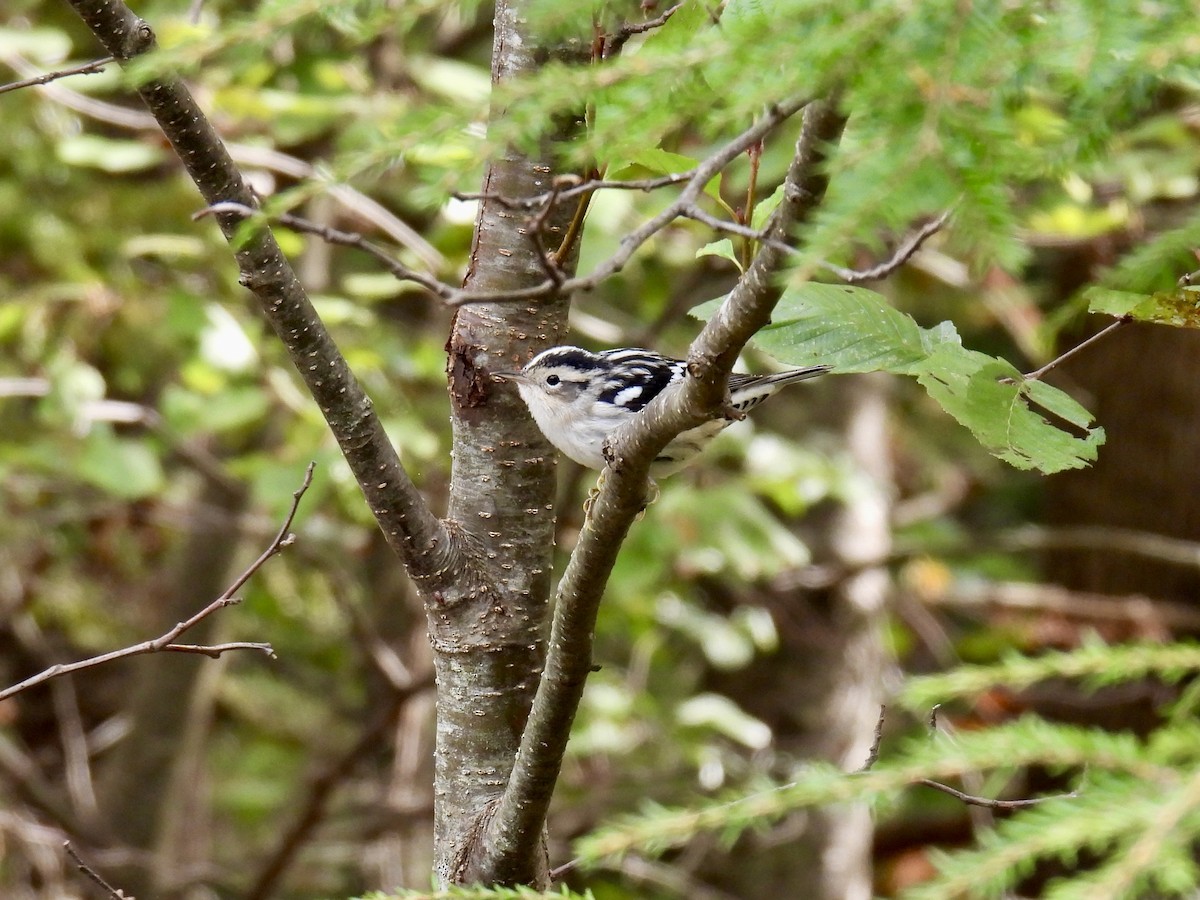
[493,346,829,476]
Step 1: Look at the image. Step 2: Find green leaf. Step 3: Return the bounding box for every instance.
[1085,285,1200,328]
[77,429,164,499]
[692,283,1103,472]
[913,347,1103,473]
[607,147,721,201]
[693,282,960,373]
[696,237,741,268]
[56,135,166,173]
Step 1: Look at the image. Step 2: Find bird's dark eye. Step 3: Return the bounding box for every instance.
[546,374,561,387]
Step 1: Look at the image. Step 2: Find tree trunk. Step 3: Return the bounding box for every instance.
[431,1,584,884]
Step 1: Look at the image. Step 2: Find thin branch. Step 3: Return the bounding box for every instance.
[0,56,113,95]
[442,96,811,306]
[197,202,458,302]
[213,105,818,309]
[823,209,952,284]
[682,206,791,254]
[475,99,846,879]
[64,842,132,900]
[63,0,464,591]
[1022,315,1132,382]
[603,2,686,58]
[858,706,1075,811]
[916,778,1076,810]
[527,180,569,287]
[857,705,887,773]
[454,170,693,208]
[0,463,315,703]
[160,641,277,658]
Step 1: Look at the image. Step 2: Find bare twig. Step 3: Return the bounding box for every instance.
[1022,315,1132,382]
[64,842,132,900]
[454,170,693,208]
[603,2,687,57]
[197,202,457,301]
[857,705,887,773]
[444,97,811,305]
[682,206,792,255]
[210,100,810,310]
[0,463,315,703]
[0,56,113,95]
[859,706,1075,810]
[916,778,1076,810]
[823,209,952,284]
[526,180,568,287]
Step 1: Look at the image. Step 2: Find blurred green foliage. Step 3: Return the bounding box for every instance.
[3,0,1200,897]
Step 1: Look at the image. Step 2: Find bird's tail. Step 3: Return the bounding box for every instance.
[762,364,831,386]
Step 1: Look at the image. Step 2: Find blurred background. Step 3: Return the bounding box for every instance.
[3,1,1200,898]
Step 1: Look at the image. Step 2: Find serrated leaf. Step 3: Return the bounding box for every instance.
[1085,286,1200,328]
[692,282,960,373]
[914,347,1103,473]
[692,283,1102,472]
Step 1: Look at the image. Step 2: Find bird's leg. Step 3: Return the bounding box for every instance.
[583,469,606,519]
[634,478,660,522]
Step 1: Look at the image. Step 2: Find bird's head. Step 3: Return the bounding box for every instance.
[493,346,603,414]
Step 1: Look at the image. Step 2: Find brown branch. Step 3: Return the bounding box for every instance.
[64,842,132,900]
[62,0,466,593]
[212,105,816,310]
[823,209,952,284]
[526,180,569,287]
[454,170,693,208]
[0,463,314,703]
[1022,315,1131,382]
[858,706,1075,811]
[473,99,847,881]
[442,96,811,306]
[603,2,687,58]
[858,705,888,773]
[260,100,806,312]
[916,778,1076,810]
[197,202,459,303]
[0,56,113,95]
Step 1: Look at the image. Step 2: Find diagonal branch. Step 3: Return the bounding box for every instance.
[0,463,315,703]
[474,99,849,880]
[62,0,469,593]
[0,56,113,95]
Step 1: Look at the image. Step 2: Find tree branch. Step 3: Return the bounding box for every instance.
[0,463,316,703]
[822,209,952,284]
[61,0,468,592]
[252,98,810,308]
[475,99,849,879]
[0,56,113,95]
[64,842,131,900]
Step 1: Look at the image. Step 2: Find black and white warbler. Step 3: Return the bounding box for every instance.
[494,346,829,475]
